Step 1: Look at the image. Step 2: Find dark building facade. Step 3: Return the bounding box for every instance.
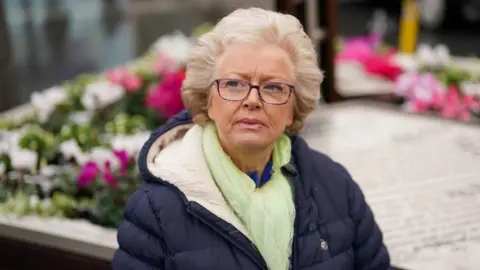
[0,0,16,111]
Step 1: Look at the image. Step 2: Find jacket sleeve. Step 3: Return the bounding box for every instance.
[112,186,168,270]
[347,175,391,270]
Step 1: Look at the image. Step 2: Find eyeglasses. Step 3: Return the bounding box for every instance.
[214,78,294,105]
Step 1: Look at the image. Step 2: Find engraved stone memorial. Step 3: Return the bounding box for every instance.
[303,101,480,269]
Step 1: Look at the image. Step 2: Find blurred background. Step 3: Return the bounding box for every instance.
[1,1,480,270]
[2,0,480,111]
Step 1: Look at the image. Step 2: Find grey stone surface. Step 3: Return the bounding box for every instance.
[302,101,480,269]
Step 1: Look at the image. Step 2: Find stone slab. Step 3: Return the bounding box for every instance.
[303,101,480,269]
[0,215,117,260]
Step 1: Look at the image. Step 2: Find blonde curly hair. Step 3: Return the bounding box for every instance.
[182,8,323,134]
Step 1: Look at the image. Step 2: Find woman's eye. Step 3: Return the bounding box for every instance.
[263,84,283,91]
[225,80,240,87]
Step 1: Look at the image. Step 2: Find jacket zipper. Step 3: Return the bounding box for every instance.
[186,202,268,270]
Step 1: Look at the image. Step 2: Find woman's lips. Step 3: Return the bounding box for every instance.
[237,119,265,130]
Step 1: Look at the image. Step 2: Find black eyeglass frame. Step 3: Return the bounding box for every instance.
[213,78,295,105]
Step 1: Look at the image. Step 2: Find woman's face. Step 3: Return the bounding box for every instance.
[208,43,295,151]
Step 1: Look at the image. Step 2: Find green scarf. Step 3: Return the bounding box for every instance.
[202,122,295,270]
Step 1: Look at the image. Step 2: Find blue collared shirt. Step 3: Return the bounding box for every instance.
[247,160,273,187]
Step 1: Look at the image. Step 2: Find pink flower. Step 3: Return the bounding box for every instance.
[106,67,129,84]
[146,71,186,118]
[102,161,118,186]
[113,150,129,176]
[77,162,99,186]
[440,86,475,121]
[123,73,143,92]
[464,94,480,111]
[395,72,419,97]
[336,33,381,63]
[364,55,403,81]
[337,34,402,81]
[431,90,446,109]
[106,67,143,93]
[153,54,179,75]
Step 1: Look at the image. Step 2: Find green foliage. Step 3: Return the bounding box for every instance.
[58,123,103,152]
[105,114,147,136]
[18,126,56,171]
[0,119,15,131]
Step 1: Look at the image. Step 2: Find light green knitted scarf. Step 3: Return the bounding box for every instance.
[202,123,295,270]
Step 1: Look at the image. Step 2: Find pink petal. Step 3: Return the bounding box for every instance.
[77,162,99,186]
[404,100,429,113]
[145,71,185,117]
[153,54,178,75]
[102,161,118,186]
[123,73,143,92]
[106,67,128,84]
[458,109,471,122]
[431,91,445,109]
[113,150,129,176]
[395,72,419,97]
[463,95,480,110]
[103,171,118,186]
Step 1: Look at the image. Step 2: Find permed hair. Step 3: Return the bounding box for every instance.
[182,7,324,134]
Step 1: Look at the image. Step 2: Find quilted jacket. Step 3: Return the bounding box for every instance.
[113,110,391,270]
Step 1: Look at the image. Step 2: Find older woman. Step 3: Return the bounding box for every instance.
[113,8,390,270]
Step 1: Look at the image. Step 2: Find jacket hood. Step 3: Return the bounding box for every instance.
[137,110,251,237]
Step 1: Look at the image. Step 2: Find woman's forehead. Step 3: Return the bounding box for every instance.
[216,43,294,80]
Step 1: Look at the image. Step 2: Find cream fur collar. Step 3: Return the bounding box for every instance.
[145,124,250,237]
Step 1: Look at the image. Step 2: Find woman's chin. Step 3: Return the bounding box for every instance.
[231,133,272,150]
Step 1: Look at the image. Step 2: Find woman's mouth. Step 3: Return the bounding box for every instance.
[237,119,265,129]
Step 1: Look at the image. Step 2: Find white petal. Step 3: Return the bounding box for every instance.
[89,147,120,170]
[10,149,37,170]
[111,132,150,156]
[150,31,193,64]
[81,81,125,110]
[30,86,67,123]
[434,44,451,65]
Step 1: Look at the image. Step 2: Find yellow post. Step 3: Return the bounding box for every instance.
[398,0,420,53]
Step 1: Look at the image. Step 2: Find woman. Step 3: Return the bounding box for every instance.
[113,8,390,270]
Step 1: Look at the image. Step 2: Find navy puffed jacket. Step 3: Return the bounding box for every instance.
[112,110,391,270]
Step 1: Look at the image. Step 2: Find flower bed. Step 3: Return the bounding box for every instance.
[394,44,480,122]
[336,34,480,122]
[0,25,212,229]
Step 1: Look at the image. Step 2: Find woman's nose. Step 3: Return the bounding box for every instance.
[243,87,262,109]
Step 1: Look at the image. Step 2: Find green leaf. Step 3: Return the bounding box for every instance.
[0,119,15,131]
[52,192,77,217]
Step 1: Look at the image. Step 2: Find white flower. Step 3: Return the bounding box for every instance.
[59,140,88,165]
[433,44,451,66]
[416,43,451,68]
[111,132,150,156]
[81,81,125,111]
[150,31,193,64]
[1,130,25,155]
[40,165,60,177]
[9,149,37,170]
[393,55,419,72]
[30,86,68,123]
[0,132,12,155]
[69,111,93,124]
[417,44,437,67]
[460,82,480,96]
[88,147,120,170]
